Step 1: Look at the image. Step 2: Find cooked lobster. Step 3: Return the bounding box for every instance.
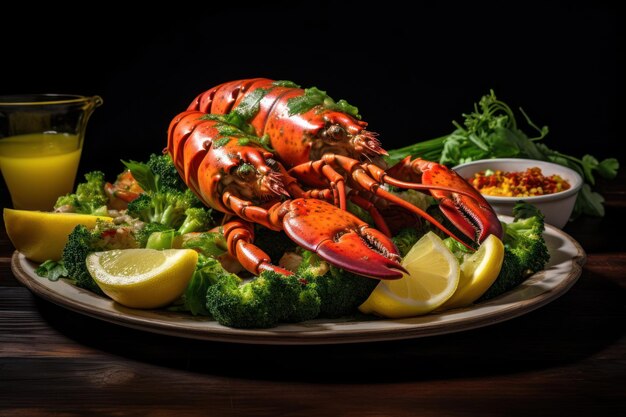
[167,114,405,279]
[185,78,502,244]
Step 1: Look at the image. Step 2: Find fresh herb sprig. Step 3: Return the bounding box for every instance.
[287,86,361,119]
[386,91,619,219]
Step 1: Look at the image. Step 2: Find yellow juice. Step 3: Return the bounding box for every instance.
[0,133,82,210]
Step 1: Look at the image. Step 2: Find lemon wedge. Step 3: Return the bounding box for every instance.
[440,234,504,310]
[3,208,112,262]
[86,248,198,309]
[359,232,460,318]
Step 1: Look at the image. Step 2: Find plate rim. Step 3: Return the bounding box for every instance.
[10,222,586,345]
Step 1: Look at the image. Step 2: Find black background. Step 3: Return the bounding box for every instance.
[0,1,623,201]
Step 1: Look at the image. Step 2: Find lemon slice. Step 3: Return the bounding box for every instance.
[3,208,112,262]
[86,248,198,309]
[440,234,504,310]
[359,232,460,318]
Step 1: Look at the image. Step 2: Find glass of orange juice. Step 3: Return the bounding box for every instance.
[0,94,102,210]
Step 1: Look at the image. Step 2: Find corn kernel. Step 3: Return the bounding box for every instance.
[468,167,571,197]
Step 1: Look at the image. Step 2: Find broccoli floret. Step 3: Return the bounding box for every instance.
[478,251,525,301]
[62,221,139,295]
[124,154,214,234]
[443,236,474,264]
[178,207,213,235]
[146,153,187,192]
[297,251,378,317]
[54,171,108,215]
[479,202,550,301]
[287,279,322,323]
[145,230,180,250]
[181,232,227,258]
[123,153,189,194]
[176,255,233,316]
[393,227,422,257]
[504,217,550,274]
[131,203,213,250]
[127,189,198,229]
[206,270,320,328]
[135,222,174,248]
[63,225,102,294]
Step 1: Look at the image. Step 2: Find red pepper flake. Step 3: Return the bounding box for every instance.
[100,229,117,238]
[468,167,571,197]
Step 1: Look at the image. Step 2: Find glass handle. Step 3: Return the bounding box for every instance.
[91,96,104,108]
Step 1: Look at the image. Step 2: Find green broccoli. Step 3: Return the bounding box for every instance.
[393,227,422,257]
[504,206,550,274]
[144,229,227,254]
[178,207,213,235]
[443,236,474,264]
[126,189,199,229]
[131,203,213,251]
[297,251,379,318]
[54,171,108,215]
[123,154,190,194]
[123,153,213,234]
[181,232,227,258]
[173,255,233,316]
[479,202,550,301]
[135,222,174,248]
[205,270,320,328]
[145,230,180,250]
[478,251,525,301]
[146,153,188,192]
[62,221,139,295]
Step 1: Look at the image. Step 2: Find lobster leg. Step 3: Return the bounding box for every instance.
[222,193,406,279]
[222,219,293,276]
[288,160,348,210]
[347,191,393,238]
[289,154,502,245]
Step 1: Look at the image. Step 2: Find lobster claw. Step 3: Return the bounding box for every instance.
[316,226,407,280]
[418,160,503,243]
[281,199,406,280]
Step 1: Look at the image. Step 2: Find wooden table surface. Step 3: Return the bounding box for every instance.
[1,176,624,417]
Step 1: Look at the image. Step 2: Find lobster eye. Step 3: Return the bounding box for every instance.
[324,124,347,142]
[236,163,256,179]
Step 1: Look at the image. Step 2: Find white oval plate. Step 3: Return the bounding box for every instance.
[11,218,585,345]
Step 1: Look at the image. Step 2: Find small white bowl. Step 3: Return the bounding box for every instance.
[453,158,583,228]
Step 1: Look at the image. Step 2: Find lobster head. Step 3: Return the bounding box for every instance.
[199,139,289,213]
[309,112,387,162]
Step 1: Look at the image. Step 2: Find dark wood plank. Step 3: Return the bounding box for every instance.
[0,256,19,286]
[0,353,622,417]
[0,214,19,287]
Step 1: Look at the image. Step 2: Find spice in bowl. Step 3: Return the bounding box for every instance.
[468,167,571,197]
[453,158,584,228]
